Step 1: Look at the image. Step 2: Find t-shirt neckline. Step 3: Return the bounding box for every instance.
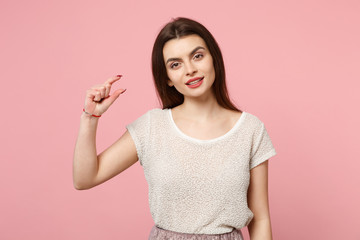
[167,108,246,144]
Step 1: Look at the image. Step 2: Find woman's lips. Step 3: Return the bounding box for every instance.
[186,77,204,88]
[186,77,204,85]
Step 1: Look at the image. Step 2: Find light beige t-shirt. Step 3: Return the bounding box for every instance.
[126,108,277,234]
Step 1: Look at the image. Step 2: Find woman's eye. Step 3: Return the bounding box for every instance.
[170,62,180,69]
[194,53,203,59]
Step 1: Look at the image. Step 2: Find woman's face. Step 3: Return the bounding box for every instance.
[163,34,215,99]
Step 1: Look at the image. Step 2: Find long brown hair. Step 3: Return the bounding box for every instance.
[151,17,241,112]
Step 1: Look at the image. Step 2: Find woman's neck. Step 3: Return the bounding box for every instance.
[174,94,225,123]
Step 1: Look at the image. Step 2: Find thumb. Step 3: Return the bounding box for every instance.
[107,88,126,104]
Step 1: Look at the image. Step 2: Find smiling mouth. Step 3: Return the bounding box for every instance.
[186,77,204,85]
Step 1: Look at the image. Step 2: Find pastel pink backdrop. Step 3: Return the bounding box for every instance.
[1,0,359,239]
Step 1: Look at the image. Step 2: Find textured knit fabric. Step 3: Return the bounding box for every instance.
[126,108,277,235]
[148,225,244,240]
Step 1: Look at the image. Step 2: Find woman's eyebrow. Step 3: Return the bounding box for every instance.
[166,46,206,64]
[190,46,205,56]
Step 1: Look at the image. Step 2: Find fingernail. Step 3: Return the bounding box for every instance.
[121,89,127,94]
[116,75,122,78]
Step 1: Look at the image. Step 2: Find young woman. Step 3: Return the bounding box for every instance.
[73,17,277,240]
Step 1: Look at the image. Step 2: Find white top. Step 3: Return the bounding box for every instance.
[126,108,277,234]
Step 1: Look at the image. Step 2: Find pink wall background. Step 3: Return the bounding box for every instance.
[1,0,359,239]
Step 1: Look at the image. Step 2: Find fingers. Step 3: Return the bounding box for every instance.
[86,89,101,102]
[84,75,126,116]
[90,75,123,101]
[102,75,122,99]
[104,83,111,97]
[105,75,122,85]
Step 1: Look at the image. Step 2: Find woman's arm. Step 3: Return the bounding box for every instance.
[72,112,100,189]
[72,75,137,190]
[73,113,138,190]
[247,160,273,240]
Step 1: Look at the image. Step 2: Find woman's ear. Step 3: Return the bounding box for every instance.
[167,79,174,87]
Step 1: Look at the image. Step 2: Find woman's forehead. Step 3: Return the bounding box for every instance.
[163,34,207,57]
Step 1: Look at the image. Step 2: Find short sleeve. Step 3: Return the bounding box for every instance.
[249,121,277,170]
[125,110,151,166]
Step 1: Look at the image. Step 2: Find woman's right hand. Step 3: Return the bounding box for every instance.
[83,75,126,117]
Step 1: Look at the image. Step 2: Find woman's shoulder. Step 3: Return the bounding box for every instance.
[223,109,262,132]
[137,107,166,115]
[137,107,169,121]
[127,107,167,128]
[147,107,169,116]
[242,111,271,133]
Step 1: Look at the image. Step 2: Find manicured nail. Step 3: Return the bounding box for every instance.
[116,75,122,78]
[121,89,127,94]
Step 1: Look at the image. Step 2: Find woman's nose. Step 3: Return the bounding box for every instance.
[185,61,197,76]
